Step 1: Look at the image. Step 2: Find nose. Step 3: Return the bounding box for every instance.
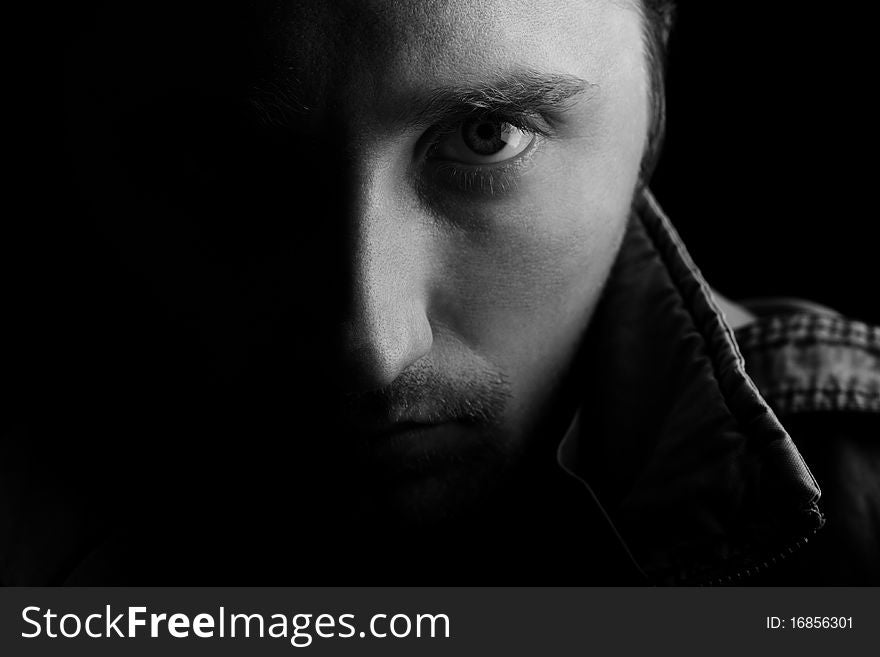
[339,175,434,392]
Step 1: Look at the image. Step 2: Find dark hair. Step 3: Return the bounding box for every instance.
[638,0,676,186]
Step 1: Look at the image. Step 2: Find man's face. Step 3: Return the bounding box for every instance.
[74,0,649,518]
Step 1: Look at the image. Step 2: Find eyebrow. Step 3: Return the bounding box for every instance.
[401,69,593,129]
[247,69,592,130]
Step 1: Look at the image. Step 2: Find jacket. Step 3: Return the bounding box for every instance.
[556,190,879,584]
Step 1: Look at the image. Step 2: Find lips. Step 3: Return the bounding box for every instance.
[361,420,470,475]
[350,403,458,440]
[370,420,443,440]
[370,420,459,447]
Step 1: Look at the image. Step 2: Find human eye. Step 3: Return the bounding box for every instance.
[429,117,536,165]
[422,113,549,196]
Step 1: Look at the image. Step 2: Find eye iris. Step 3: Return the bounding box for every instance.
[462,119,509,156]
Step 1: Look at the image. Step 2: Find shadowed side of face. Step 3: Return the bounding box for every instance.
[67,0,649,520]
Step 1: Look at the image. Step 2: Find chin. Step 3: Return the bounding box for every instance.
[356,446,520,531]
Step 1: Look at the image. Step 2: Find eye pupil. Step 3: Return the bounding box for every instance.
[475,123,496,140]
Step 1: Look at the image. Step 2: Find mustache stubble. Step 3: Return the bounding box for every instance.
[340,357,512,427]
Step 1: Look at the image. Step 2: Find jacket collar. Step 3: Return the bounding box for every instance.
[560,190,824,584]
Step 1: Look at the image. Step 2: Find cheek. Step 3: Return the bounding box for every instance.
[431,184,628,382]
[429,194,626,433]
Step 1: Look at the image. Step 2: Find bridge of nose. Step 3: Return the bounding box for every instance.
[336,158,437,391]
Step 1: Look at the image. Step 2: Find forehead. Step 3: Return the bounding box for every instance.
[261,0,642,112]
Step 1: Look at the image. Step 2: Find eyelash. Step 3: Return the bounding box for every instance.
[422,111,553,196]
[431,158,532,196]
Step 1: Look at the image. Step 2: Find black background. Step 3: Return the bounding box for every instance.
[651,4,876,324]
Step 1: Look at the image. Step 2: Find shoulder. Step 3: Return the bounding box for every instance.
[734,301,880,415]
[731,299,880,583]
